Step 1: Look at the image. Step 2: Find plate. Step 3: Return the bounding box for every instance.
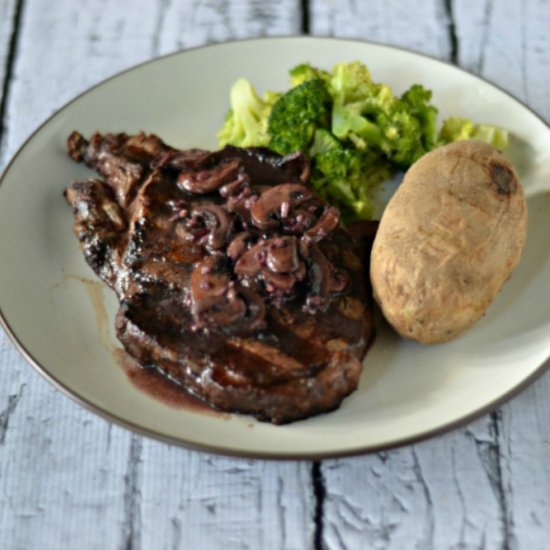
[1,37,550,459]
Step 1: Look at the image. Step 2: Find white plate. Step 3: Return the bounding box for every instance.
[1,37,550,459]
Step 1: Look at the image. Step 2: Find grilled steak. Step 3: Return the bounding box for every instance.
[64,131,375,423]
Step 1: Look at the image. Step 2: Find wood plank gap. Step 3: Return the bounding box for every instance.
[411,447,435,548]
[444,0,458,63]
[312,461,325,549]
[121,435,143,550]
[301,0,310,34]
[476,0,494,74]
[0,0,24,148]
[151,0,171,58]
[490,410,514,550]
[0,383,24,445]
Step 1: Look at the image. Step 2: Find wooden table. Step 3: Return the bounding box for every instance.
[1,1,549,548]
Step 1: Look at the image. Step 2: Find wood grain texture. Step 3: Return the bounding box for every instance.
[309,0,453,58]
[454,0,550,121]
[321,423,505,548]
[139,450,314,550]
[154,0,302,53]
[0,2,312,549]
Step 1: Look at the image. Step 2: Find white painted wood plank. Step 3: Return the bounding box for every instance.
[139,450,314,550]
[0,1,310,549]
[0,0,17,98]
[320,422,507,548]
[499,376,550,548]
[309,0,453,59]
[0,409,132,549]
[454,0,550,123]
[155,0,302,53]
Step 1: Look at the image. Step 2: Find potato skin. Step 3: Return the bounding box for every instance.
[370,140,527,344]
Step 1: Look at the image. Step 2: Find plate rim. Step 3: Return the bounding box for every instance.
[1,35,550,460]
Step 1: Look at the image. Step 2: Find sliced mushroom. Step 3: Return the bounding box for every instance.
[190,257,229,311]
[178,159,241,194]
[263,270,296,292]
[224,186,262,225]
[227,232,253,260]
[235,287,266,333]
[219,173,250,197]
[305,244,349,311]
[189,257,266,333]
[191,203,233,250]
[265,237,300,273]
[303,206,341,243]
[206,287,247,327]
[327,271,348,294]
[125,133,166,159]
[281,207,316,234]
[234,243,266,277]
[190,257,245,327]
[250,183,312,230]
[235,237,306,294]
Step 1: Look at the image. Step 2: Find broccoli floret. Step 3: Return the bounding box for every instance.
[401,84,438,151]
[267,79,332,155]
[289,63,331,87]
[438,116,509,149]
[309,129,391,221]
[218,79,278,148]
[330,76,438,166]
[329,61,375,104]
[332,99,384,149]
[373,103,426,165]
[310,129,360,181]
[367,85,438,165]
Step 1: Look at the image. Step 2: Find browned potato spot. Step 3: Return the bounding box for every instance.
[370,140,527,344]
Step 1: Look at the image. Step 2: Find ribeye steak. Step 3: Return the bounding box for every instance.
[64,131,374,423]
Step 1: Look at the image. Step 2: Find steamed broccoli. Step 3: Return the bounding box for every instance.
[267,79,332,155]
[309,129,391,221]
[401,84,438,151]
[218,79,279,148]
[438,117,509,149]
[329,61,378,105]
[289,63,330,87]
[331,99,385,149]
[330,67,438,167]
[217,61,510,223]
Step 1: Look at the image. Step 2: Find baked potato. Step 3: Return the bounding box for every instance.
[370,140,527,344]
